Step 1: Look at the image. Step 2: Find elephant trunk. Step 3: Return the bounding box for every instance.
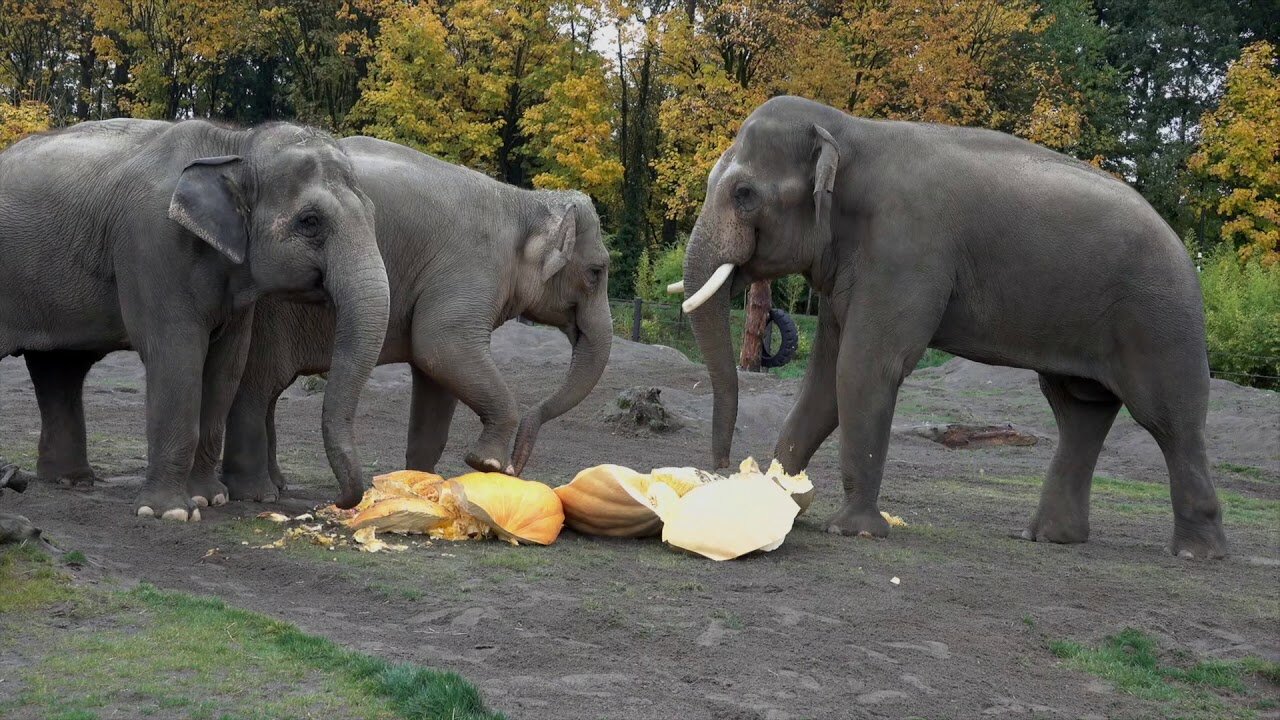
[511,292,613,475]
[320,240,390,509]
[684,229,738,469]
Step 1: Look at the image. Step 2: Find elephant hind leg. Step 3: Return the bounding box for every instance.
[1022,373,1121,545]
[1112,362,1226,559]
[25,350,105,485]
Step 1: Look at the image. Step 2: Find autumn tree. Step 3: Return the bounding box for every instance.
[1189,41,1279,266]
[0,99,50,148]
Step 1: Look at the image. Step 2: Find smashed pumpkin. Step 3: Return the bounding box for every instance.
[450,473,565,546]
[349,497,452,534]
[731,457,814,514]
[655,473,800,561]
[555,464,705,538]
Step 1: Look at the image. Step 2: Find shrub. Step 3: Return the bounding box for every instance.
[1198,244,1280,388]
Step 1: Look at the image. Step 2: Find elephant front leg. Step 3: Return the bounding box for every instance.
[774,303,839,474]
[405,366,458,472]
[188,309,254,508]
[25,350,105,486]
[412,321,518,475]
[135,330,210,521]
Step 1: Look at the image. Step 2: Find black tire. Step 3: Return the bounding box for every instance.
[760,308,799,368]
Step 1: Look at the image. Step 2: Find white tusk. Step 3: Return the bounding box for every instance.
[681,263,735,314]
[666,281,684,294]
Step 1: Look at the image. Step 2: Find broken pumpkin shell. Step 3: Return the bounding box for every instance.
[654,473,800,561]
[555,464,663,538]
[348,496,452,534]
[449,473,564,546]
[733,457,815,514]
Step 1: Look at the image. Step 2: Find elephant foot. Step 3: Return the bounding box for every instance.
[0,511,41,544]
[226,474,281,503]
[136,484,201,522]
[1169,517,1228,560]
[825,503,891,538]
[187,477,228,508]
[1018,511,1089,544]
[465,452,515,475]
[41,468,99,487]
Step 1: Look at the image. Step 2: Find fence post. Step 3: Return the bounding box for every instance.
[632,297,643,343]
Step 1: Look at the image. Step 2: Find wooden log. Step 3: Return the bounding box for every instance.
[739,279,771,372]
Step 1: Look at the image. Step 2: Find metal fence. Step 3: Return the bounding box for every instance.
[608,297,1280,389]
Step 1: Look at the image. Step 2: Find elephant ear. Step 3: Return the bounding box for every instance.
[528,203,578,281]
[168,155,249,264]
[812,125,840,232]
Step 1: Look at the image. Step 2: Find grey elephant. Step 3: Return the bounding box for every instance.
[675,96,1226,559]
[218,136,612,501]
[0,119,390,521]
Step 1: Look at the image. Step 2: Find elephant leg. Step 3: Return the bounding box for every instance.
[405,365,458,473]
[24,350,104,485]
[265,396,286,491]
[135,327,210,521]
[411,311,518,474]
[774,301,839,474]
[1021,374,1121,544]
[1115,362,1227,559]
[825,287,944,538]
[188,309,254,508]
[223,370,295,503]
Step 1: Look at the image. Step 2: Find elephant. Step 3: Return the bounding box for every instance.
[217,136,612,502]
[676,96,1226,559]
[0,119,390,521]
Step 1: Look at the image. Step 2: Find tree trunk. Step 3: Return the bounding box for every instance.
[739,279,771,372]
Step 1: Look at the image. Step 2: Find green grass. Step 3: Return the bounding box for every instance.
[974,475,1279,527]
[1216,462,1275,484]
[1048,628,1278,716]
[0,545,505,720]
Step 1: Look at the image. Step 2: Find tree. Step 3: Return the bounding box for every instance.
[1189,41,1279,266]
[0,99,50,148]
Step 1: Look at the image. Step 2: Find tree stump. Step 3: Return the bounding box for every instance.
[739,279,771,372]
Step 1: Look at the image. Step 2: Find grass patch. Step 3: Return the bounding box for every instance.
[1049,628,1278,715]
[976,475,1279,527]
[0,546,505,720]
[1216,462,1274,484]
[0,543,77,612]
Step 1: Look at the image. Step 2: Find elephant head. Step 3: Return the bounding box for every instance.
[168,124,390,508]
[511,192,613,474]
[680,97,844,468]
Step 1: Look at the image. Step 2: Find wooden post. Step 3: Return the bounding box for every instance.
[631,297,643,342]
[739,279,771,371]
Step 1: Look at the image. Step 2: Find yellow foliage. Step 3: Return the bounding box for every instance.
[1189,42,1280,267]
[522,66,623,208]
[0,101,50,149]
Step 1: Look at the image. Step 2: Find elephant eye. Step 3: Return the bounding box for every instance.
[587,266,604,286]
[295,211,321,238]
[733,184,760,213]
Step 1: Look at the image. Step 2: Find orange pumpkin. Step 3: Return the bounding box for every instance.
[449,473,564,546]
[555,465,663,537]
[348,496,452,534]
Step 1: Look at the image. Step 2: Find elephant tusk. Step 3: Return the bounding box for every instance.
[682,263,735,314]
[667,281,684,294]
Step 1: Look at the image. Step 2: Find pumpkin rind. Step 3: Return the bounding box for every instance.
[348,496,452,534]
[450,473,564,545]
[656,474,799,561]
[555,465,663,538]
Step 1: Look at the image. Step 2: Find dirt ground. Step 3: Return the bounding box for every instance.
[2,321,1277,719]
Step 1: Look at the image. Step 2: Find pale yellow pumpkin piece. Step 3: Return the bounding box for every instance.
[352,527,408,553]
[764,458,814,514]
[449,473,564,545]
[650,466,721,494]
[555,465,663,538]
[657,474,799,561]
[880,510,908,528]
[348,496,453,534]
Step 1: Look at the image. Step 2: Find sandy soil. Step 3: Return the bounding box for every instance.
[1,321,1277,719]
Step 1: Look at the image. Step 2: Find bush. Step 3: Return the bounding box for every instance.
[1198,245,1280,388]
